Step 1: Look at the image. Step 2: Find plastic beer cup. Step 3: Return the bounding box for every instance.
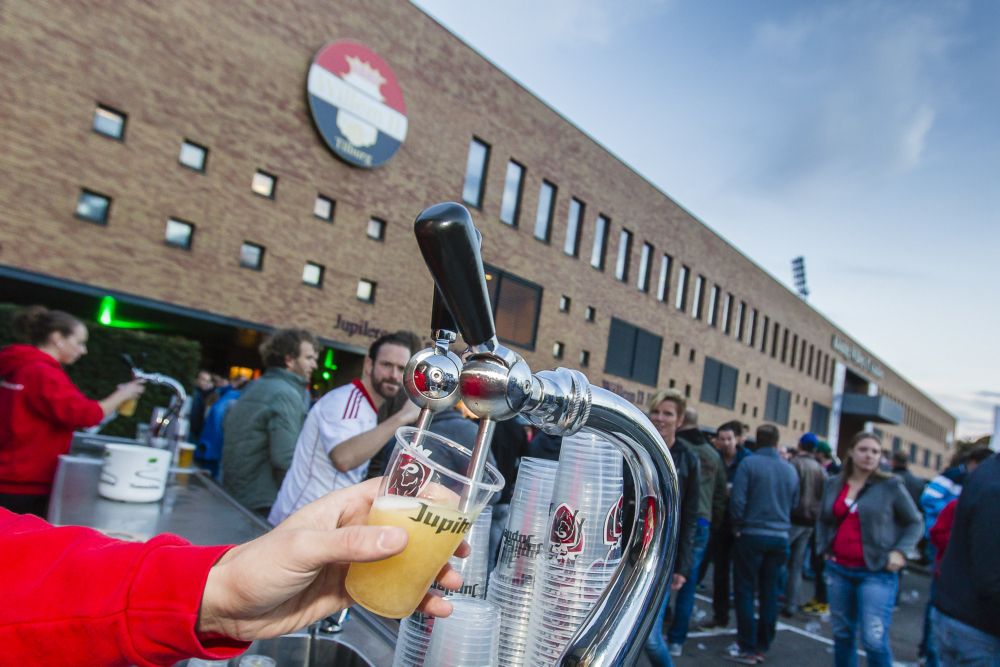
[118,398,138,417]
[345,426,504,619]
[177,442,196,468]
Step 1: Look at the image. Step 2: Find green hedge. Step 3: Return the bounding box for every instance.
[0,303,201,438]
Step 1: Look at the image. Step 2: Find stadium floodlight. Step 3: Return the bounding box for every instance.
[791,256,809,299]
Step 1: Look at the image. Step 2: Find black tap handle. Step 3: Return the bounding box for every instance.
[414,202,495,346]
[431,286,458,334]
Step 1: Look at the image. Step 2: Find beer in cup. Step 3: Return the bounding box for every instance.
[345,426,504,618]
[177,442,196,468]
[118,398,138,417]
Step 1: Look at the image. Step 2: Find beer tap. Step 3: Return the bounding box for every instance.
[408,201,680,666]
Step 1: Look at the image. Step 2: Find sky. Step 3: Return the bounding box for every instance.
[411,0,1000,440]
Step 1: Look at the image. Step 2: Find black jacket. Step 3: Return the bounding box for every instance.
[669,437,701,579]
[934,453,1000,638]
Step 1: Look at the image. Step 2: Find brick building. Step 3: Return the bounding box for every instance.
[0,0,954,475]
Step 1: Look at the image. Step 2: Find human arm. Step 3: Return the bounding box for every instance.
[97,380,146,418]
[729,463,749,531]
[0,480,463,666]
[268,392,308,474]
[329,399,420,473]
[890,477,923,559]
[673,452,700,582]
[21,364,106,427]
[198,478,462,640]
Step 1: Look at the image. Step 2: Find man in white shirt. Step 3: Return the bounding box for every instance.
[269,332,419,524]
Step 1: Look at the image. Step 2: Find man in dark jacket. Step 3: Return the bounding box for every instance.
[932,452,1000,663]
[728,424,799,663]
[222,329,317,516]
[782,433,827,617]
[644,389,700,667]
[666,408,727,656]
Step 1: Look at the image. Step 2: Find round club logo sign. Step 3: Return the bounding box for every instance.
[307,41,407,169]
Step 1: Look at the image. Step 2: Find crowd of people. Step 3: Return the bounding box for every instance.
[0,304,997,666]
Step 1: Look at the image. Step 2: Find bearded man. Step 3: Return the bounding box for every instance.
[269,332,419,524]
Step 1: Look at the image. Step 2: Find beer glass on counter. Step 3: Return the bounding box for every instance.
[345,426,504,618]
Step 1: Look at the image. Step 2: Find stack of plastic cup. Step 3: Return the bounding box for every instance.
[524,431,624,666]
[423,597,500,667]
[447,504,492,599]
[393,505,494,667]
[392,611,436,667]
[487,457,559,666]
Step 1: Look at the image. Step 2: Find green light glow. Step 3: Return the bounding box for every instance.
[324,349,335,369]
[95,295,160,330]
[321,370,331,380]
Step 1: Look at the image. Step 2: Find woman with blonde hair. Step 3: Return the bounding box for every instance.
[815,431,921,667]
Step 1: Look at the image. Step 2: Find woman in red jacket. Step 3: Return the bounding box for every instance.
[0,305,145,516]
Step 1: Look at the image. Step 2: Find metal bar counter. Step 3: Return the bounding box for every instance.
[48,454,268,545]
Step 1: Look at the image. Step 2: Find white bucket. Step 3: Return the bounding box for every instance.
[98,444,171,502]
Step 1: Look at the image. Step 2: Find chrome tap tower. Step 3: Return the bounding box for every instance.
[403,202,680,666]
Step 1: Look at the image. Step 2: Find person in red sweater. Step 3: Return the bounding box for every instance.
[0,305,146,516]
[0,477,464,667]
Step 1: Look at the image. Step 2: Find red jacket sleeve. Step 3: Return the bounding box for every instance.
[0,509,249,666]
[23,363,104,429]
[929,499,957,557]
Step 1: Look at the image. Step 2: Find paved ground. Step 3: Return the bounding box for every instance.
[636,563,932,667]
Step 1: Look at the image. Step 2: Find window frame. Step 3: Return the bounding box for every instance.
[92,104,127,140]
[357,279,377,304]
[590,214,610,270]
[314,194,335,222]
[563,197,585,257]
[302,261,325,288]
[483,263,543,351]
[239,241,265,270]
[614,228,633,282]
[75,188,111,225]
[637,242,653,292]
[164,217,195,250]
[462,137,490,209]
[178,139,208,172]
[251,170,277,199]
[366,217,386,241]
[499,159,525,226]
[533,180,557,243]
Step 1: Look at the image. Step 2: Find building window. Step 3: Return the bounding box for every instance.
[164,218,194,249]
[637,242,653,292]
[757,377,761,388]
[239,242,264,270]
[676,265,690,312]
[563,197,584,257]
[302,262,324,288]
[614,229,633,282]
[764,383,791,425]
[771,321,780,358]
[366,217,386,241]
[810,402,830,440]
[75,189,111,224]
[790,333,798,367]
[707,284,720,327]
[781,328,790,363]
[753,406,759,418]
[251,170,276,198]
[692,275,705,320]
[580,350,590,367]
[748,308,758,346]
[357,279,376,303]
[484,264,543,350]
[604,316,663,386]
[909,443,918,463]
[701,356,739,409]
[178,140,208,172]
[559,295,571,312]
[684,384,692,398]
[92,104,126,139]
[585,306,595,322]
[799,338,807,372]
[673,342,680,356]
[669,379,676,388]
[808,344,815,376]
[314,195,335,221]
[657,253,672,302]
[935,453,942,470]
[590,214,610,270]
[462,137,490,208]
[722,293,734,335]
[742,403,748,415]
[689,348,696,363]
[553,341,564,359]
[760,315,770,352]
[922,448,930,468]
[499,160,525,226]
[734,300,746,340]
[534,180,557,242]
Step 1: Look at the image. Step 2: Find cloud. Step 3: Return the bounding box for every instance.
[744,1,962,192]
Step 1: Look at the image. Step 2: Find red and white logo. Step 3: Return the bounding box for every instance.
[387,452,431,497]
[306,40,407,169]
[549,503,585,563]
